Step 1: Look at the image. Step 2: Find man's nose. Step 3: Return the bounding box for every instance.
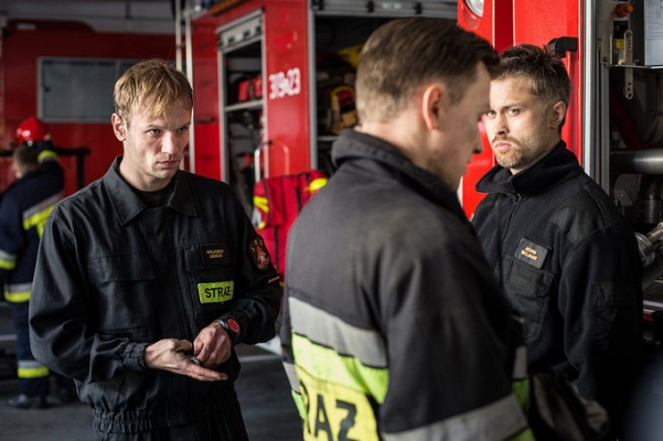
[162,133,179,154]
[492,114,508,136]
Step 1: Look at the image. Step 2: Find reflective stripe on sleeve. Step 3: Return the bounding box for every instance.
[512,345,528,380]
[17,360,50,379]
[38,150,59,163]
[23,193,61,237]
[289,297,387,368]
[0,249,17,270]
[283,361,301,393]
[381,394,531,441]
[4,283,31,302]
[512,345,530,408]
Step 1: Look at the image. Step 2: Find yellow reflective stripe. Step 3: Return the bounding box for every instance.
[22,193,61,238]
[23,205,55,237]
[292,332,388,404]
[510,427,536,441]
[289,297,387,368]
[17,366,50,379]
[4,290,30,302]
[308,178,328,193]
[291,390,306,420]
[512,378,530,409]
[0,258,16,270]
[38,150,59,163]
[253,196,269,213]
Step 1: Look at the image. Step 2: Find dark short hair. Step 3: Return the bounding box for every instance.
[355,17,499,123]
[12,145,39,175]
[497,44,571,110]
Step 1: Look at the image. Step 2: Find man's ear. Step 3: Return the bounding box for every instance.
[10,163,19,179]
[111,113,126,141]
[549,101,567,129]
[421,84,445,130]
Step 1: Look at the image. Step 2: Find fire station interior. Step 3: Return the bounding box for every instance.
[4,0,663,438]
[222,14,396,216]
[606,2,663,336]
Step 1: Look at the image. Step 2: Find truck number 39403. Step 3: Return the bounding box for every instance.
[268,68,301,99]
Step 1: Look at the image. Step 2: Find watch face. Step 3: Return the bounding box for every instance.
[227,318,240,334]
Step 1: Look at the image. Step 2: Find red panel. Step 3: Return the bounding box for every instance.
[513,0,582,162]
[192,0,311,183]
[458,0,514,218]
[263,1,310,177]
[192,17,222,180]
[2,20,175,196]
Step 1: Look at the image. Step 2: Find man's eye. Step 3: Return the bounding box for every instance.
[148,129,161,136]
[484,111,496,118]
[507,108,520,116]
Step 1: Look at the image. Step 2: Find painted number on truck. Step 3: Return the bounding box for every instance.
[268,68,301,99]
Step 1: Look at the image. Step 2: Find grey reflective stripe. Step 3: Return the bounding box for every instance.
[0,249,16,262]
[23,192,62,223]
[18,359,46,369]
[289,297,387,367]
[283,361,300,393]
[513,346,528,380]
[382,394,528,441]
[7,282,32,293]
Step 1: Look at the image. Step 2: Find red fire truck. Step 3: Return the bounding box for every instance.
[185,0,663,324]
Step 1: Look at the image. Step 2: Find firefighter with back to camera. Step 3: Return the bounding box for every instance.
[280,18,534,440]
[472,43,644,439]
[28,60,281,440]
[1,117,76,409]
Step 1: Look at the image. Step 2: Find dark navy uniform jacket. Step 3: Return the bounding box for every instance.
[0,146,63,302]
[30,157,281,433]
[281,130,531,440]
[473,141,643,429]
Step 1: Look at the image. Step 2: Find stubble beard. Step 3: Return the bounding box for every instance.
[493,139,550,172]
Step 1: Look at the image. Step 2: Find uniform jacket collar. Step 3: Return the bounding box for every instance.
[103,156,198,225]
[332,129,467,220]
[475,141,584,197]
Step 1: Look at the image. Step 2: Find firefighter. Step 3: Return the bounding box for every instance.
[473,44,643,438]
[2,117,75,408]
[29,60,280,440]
[280,18,533,440]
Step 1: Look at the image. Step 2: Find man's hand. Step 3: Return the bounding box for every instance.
[193,321,232,369]
[144,338,227,382]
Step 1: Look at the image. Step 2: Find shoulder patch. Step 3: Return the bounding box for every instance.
[514,237,550,269]
[249,236,271,271]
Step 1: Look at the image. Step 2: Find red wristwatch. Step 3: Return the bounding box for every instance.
[216,318,241,344]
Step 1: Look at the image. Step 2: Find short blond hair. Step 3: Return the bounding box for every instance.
[114,59,193,124]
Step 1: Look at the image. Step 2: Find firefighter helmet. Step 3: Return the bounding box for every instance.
[16,116,50,145]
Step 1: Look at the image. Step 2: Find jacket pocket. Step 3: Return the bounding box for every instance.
[503,255,555,343]
[183,242,236,326]
[86,252,156,335]
[593,281,641,354]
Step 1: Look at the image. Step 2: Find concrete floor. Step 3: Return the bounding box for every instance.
[0,345,302,441]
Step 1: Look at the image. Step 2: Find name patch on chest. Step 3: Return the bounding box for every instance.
[200,243,229,266]
[198,281,234,304]
[514,237,549,269]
